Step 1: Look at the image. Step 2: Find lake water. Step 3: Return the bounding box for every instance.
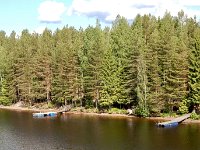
[0,109,200,150]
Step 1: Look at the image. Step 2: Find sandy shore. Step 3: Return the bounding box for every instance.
[0,105,56,112]
[0,105,200,124]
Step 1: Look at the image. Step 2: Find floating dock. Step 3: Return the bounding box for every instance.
[33,112,57,117]
[32,105,72,118]
[32,108,71,118]
[157,113,191,127]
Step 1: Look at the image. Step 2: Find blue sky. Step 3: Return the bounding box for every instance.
[1,0,200,35]
[0,0,99,35]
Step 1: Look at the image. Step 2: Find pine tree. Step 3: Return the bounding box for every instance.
[0,35,12,105]
[52,28,70,105]
[5,31,19,103]
[158,12,177,112]
[131,15,149,116]
[174,11,190,113]
[81,21,106,108]
[34,29,53,103]
[52,27,83,106]
[110,15,132,108]
[147,28,164,114]
[67,27,83,107]
[100,48,121,109]
[188,27,200,106]
[16,29,36,105]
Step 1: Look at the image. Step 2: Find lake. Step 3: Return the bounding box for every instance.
[0,109,200,150]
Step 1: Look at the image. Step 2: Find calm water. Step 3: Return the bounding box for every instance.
[0,109,200,150]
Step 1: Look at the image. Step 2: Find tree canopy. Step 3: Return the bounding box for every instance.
[0,12,199,116]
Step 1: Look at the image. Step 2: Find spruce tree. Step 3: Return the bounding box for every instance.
[131,15,149,116]
[110,15,132,108]
[188,27,200,106]
[0,38,12,105]
[17,29,36,105]
[35,29,53,103]
[147,28,164,114]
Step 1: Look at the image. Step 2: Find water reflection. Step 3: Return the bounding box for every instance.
[0,109,200,150]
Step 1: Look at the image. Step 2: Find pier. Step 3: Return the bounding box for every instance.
[157,113,191,127]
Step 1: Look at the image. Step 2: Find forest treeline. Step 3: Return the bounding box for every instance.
[0,11,199,116]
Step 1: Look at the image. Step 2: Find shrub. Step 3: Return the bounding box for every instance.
[160,112,177,118]
[0,96,12,106]
[85,108,98,113]
[47,102,54,108]
[99,101,110,110]
[190,112,200,120]
[108,108,127,114]
[85,101,93,108]
[149,108,161,117]
[178,100,188,114]
[135,107,149,117]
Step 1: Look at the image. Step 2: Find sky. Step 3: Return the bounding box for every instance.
[1,0,200,35]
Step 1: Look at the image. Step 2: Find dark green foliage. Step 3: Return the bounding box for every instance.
[109,15,132,108]
[190,112,200,120]
[0,77,12,106]
[188,28,200,105]
[82,21,105,108]
[100,48,120,108]
[108,108,127,114]
[178,99,188,114]
[135,106,150,117]
[0,11,199,116]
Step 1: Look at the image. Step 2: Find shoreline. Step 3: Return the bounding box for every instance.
[0,105,200,124]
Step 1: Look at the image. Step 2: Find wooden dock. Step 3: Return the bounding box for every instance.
[57,109,70,114]
[157,113,191,127]
[57,105,72,114]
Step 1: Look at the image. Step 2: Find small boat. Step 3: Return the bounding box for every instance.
[33,112,57,117]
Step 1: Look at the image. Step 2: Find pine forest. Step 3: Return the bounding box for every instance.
[0,11,199,117]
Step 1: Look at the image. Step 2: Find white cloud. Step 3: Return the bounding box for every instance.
[38,0,66,23]
[34,26,46,34]
[67,0,200,22]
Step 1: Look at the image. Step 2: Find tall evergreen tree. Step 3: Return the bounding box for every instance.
[5,31,19,103]
[147,28,164,114]
[188,27,200,107]
[82,21,106,108]
[131,15,149,116]
[35,29,53,103]
[0,33,12,105]
[16,30,36,105]
[52,28,71,105]
[110,15,132,108]
[158,12,179,112]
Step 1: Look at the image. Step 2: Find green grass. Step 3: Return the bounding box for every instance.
[108,108,127,114]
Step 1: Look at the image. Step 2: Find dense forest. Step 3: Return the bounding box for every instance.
[0,11,199,116]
